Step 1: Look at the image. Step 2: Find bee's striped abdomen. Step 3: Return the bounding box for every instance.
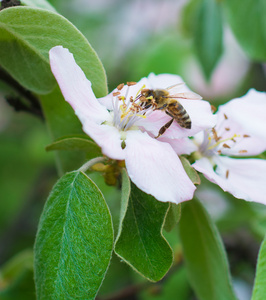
[167,102,192,129]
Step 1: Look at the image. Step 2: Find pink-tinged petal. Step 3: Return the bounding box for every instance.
[193,156,266,204]
[158,136,197,155]
[136,110,171,137]
[147,73,187,90]
[49,46,110,124]
[82,120,125,160]
[124,130,196,203]
[217,89,266,140]
[177,99,217,136]
[98,93,113,110]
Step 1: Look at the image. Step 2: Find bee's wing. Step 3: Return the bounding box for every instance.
[166,83,185,92]
[170,92,202,100]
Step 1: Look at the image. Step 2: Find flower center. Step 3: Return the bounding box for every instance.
[111,82,151,131]
[200,113,250,157]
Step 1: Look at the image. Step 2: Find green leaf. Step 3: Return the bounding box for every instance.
[34,171,113,300]
[180,0,201,38]
[21,0,57,12]
[224,0,266,61]
[194,0,223,79]
[179,199,237,300]
[46,134,101,156]
[252,235,266,299]
[180,156,200,185]
[164,203,181,232]
[115,170,173,282]
[0,6,107,96]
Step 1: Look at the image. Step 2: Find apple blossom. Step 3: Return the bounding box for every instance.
[192,89,266,204]
[49,46,216,204]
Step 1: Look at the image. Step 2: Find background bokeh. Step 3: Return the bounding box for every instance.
[0,0,266,299]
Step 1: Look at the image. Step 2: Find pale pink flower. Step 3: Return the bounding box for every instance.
[192,89,266,204]
[49,46,216,204]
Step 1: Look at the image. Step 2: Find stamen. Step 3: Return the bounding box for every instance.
[232,138,236,143]
[223,143,230,148]
[117,83,124,90]
[239,150,247,153]
[224,114,228,120]
[127,81,137,86]
[113,92,120,96]
[217,150,222,154]
[225,127,230,131]
[134,85,146,102]
[212,128,220,142]
[211,105,217,113]
[141,88,150,93]
[226,170,229,179]
[243,134,250,138]
[207,133,240,150]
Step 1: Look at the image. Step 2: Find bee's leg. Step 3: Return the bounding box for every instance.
[155,103,167,110]
[155,118,174,138]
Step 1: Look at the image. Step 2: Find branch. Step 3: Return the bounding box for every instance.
[0,67,44,119]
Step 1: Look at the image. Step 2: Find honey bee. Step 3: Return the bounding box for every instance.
[139,84,202,138]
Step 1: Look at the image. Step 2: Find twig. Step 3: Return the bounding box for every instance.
[0,67,44,119]
[97,262,183,300]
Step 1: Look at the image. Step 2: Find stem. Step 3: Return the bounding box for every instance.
[78,157,106,173]
[0,67,44,119]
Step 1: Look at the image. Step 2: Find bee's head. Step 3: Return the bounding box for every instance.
[141,88,154,98]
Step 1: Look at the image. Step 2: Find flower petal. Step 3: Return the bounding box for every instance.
[193,156,266,204]
[49,46,110,124]
[147,73,186,90]
[217,89,266,141]
[158,136,197,155]
[124,130,196,203]
[82,120,125,160]
[215,102,266,156]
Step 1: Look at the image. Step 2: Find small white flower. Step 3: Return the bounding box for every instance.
[49,46,216,204]
[192,89,266,204]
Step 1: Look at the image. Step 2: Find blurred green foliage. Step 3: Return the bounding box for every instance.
[1,0,266,299]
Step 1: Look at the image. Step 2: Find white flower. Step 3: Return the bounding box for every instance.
[49,46,216,204]
[192,89,266,204]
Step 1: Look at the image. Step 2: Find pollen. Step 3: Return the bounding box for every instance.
[225,127,230,131]
[239,150,247,153]
[223,143,230,148]
[117,83,124,90]
[211,105,217,113]
[212,128,221,142]
[226,170,229,179]
[224,113,228,120]
[127,81,137,86]
[243,134,250,138]
[113,92,120,96]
